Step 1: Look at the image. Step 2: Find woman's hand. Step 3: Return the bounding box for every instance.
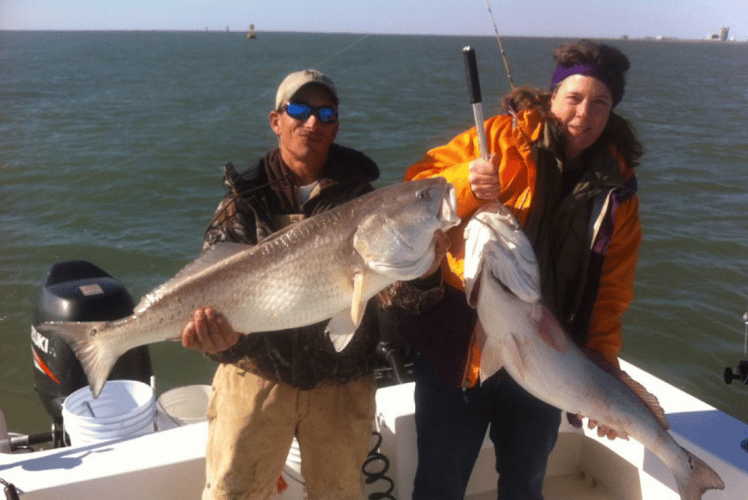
[566,349,622,440]
[181,306,242,355]
[468,154,500,200]
[567,412,620,440]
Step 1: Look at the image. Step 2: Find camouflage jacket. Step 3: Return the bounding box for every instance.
[204,144,383,389]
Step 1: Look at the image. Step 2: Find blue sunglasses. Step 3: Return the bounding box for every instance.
[284,102,338,124]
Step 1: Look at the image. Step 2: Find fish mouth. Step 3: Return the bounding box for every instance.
[465,207,541,303]
[376,182,460,275]
[440,184,460,229]
[382,181,460,254]
[476,201,520,232]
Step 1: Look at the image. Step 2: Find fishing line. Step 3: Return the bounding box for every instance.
[483,0,516,90]
[313,33,374,67]
[480,0,537,214]
[199,33,374,123]
[69,33,376,186]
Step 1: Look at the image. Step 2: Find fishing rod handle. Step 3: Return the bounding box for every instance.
[463,46,489,160]
[472,104,489,161]
[462,46,482,104]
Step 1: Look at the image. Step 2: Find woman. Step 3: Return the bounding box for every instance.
[400,39,643,500]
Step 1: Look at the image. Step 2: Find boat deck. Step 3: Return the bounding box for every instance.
[1,359,746,499]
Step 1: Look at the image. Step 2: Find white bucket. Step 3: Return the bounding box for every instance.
[272,438,306,499]
[155,384,211,430]
[62,380,156,446]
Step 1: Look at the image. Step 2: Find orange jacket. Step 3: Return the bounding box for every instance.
[404,110,641,375]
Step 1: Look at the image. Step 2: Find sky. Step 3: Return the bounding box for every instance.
[1,0,746,40]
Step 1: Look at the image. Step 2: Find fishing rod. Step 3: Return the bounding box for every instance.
[462,46,489,161]
[460,0,519,161]
[483,0,516,90]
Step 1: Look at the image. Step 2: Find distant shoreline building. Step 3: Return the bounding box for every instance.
[707,26,729,41]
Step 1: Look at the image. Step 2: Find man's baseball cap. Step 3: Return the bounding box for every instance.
[274,69,338,110]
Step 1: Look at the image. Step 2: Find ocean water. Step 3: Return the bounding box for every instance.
[1,31,748,436]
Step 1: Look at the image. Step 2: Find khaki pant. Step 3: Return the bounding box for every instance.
[202,363,376,500]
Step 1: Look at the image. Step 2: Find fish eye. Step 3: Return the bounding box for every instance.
[416,189,429,200]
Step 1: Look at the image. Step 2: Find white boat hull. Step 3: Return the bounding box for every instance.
[1,359,746,499]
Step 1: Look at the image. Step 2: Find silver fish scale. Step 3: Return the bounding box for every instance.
[44,178,460,398]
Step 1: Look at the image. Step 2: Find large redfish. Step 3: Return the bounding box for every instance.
[462,203,724,500]
[39,178,460,397]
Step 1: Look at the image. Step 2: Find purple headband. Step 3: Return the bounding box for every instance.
[550,63,624,107]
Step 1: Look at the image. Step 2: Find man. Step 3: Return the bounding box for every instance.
[182,69,381,500]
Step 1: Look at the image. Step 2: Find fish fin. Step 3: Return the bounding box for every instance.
[136,242,250,313]
[674,448,725,500]
[176,242,250,278]
[366,251,434,280]
[587,352,670,431]
[474,320,504,381]
[618,369,670,430]
[36,321,119,398]
[350,272,365,326]
[325,308,362,352]
[466,268,482,308]
[463,213,494,302]
[329,332,354,352]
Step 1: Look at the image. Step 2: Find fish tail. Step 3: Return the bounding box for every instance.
[36,321,120,398]
[475,321,505,382]
[674,447,724,500]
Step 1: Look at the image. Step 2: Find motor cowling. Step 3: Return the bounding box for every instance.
[31,260,153,425]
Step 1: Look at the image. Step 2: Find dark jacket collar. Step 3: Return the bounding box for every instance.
[263,143,379,211]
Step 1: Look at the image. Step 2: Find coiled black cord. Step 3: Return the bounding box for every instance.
[363,430,396,500]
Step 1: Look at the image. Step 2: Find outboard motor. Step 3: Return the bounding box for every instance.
[31,260,153,434]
